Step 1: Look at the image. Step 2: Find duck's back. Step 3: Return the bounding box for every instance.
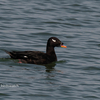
[6,51,56,64]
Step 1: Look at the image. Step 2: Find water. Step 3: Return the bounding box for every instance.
[0,0,100,100]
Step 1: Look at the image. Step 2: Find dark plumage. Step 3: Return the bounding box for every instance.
[5,37,67,64]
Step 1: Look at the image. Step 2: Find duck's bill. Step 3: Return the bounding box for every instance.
[61,45,67,48]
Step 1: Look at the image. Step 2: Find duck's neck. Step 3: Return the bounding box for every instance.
[46,46,57,61]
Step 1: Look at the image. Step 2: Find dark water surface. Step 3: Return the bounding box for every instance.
[0,0,100,100]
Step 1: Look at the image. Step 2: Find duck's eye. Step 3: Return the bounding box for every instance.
[52,39,56,42]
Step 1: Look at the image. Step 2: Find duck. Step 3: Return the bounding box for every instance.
[5,37,67,64]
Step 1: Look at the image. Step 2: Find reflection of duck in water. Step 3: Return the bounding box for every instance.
[45,62,56,72]
[5,37,67,65]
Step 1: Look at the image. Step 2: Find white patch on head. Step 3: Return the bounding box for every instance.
[24,56,28,58]
[52,39,56,42]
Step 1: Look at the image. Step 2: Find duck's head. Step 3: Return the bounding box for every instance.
[47,37,67,48]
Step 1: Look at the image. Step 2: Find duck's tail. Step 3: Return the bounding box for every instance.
[4,50,10,55]
[4,50,15,58]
